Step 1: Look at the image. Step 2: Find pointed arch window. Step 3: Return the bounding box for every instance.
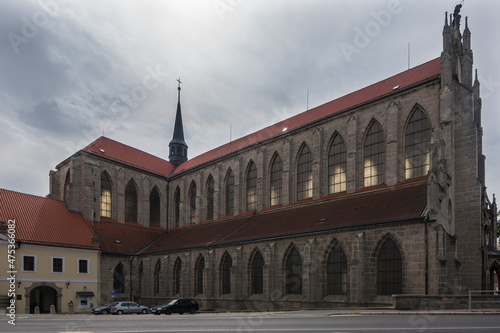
[150,187,160,227]
[221,254,232,295]
[364,121,385,187]
[206,175,214,221]
[405,107,431,179]
[125,179,138,222]
[251,251,264,295]
[100,172,112,218]
[297,144,313,201]
[285,247,302,295]
[377,238,402,295]
[63,169,70,202]
[246,161,257,211]
[173,258,182,295]
[154,260,161,295]
[195,256,205,295]
[225,169,234,216]
[189,181,197,224]
[113,263,125,294]
[328,134,347,194]
[173,187,180,228]
[270,153,283,206]
[326,243,347,295]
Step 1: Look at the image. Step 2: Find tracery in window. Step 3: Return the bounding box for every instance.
[364,121,385,187]
[270,153,283,206]
[206,175,214,221]
[297,144,313,200]
[188,181,197,224]
[225,169,234,216]
[125,179,138,222]
[100,172,112,218]
[328,133,347,194]
[246,161,257,211]
[405,107,431,179]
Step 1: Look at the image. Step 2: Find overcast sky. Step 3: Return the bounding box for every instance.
[1,0,499,202]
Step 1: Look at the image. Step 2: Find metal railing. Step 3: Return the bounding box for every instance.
[468,290,500,312]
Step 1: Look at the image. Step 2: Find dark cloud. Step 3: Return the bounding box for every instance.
[0,0,498,199]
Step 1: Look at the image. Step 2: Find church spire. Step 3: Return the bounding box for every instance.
[169,78,188,168]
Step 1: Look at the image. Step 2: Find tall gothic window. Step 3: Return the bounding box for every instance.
[195,256,205,295]
[251,250,264,295]
[221,253,232,295]
[328,134,347,194]
[297,144,313,201]
[154,259,161,295]
[189,181,197,224]
[63,169,70,202]
[225,169,234,216]
[173,258,182,295]
[206,175,214,221]
[100,171,112,218]
[326,243,347,295]
[173,187,180,228]
[377,238,402,295]
[405,107,431,179]
[149,186,160,227]
[246,161,257,211]
[364,121,385,187]
[113,263,125,294]
[270,153,283,206]
[285,247,302,295]
[125,179,138,222]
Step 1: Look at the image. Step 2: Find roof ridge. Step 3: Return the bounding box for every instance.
[174,57,441,175]
[83,136,169,162]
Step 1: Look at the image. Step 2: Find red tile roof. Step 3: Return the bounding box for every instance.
[142,180,427,254]
[92,220,165,255]
[174,58,441,175]
[0,189,98,250]
[82,136,174,177]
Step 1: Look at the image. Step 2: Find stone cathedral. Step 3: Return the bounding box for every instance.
[47,7,499,310]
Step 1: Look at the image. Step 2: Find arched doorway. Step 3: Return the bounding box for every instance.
[489,262,500,291]
[30,286,57,313]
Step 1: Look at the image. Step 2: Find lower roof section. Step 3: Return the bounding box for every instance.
[92,220,164,255]
[142,180,427,255]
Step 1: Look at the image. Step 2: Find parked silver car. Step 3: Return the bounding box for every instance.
[110,301,148,315]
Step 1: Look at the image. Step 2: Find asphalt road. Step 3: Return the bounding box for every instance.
[2,310,500,333]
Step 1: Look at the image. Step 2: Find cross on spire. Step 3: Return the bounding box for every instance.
[176,77,183,90]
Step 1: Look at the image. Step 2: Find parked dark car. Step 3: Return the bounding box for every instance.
[150,299,199,315]
[91,302,118,315]
[110,301,149,314]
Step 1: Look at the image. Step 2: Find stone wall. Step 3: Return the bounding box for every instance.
[131,220,432,310]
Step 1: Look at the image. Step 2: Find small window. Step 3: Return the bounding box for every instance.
[52,257,64,273]
[22,255,36,272]
[78,259,89,274]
